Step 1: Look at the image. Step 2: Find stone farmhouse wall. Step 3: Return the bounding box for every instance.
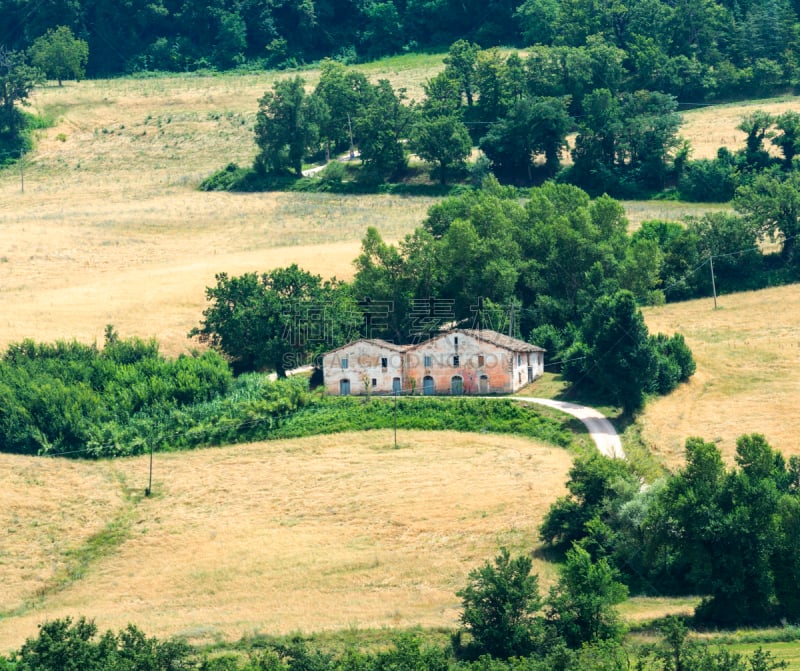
[322,340,408,396]
[323,330,544,396]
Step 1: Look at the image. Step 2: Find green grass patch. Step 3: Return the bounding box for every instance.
[723,642,800,671]
[270,396,581,449]
[353,51,447,75]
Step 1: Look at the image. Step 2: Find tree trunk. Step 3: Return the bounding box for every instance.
[781,233,797,264]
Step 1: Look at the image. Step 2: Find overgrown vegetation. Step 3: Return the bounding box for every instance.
[0,332,584,457]
[0,328,234,456]
[0,47,44,166]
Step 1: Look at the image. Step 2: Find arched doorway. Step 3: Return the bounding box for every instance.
[339,379,351,395]
[479,374,489,394]
[451,375,464,395]
[423,375,435,395]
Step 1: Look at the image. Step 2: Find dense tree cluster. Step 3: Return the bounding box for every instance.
[189,264,361,376]
[540,435,800,628]
[678,111,800,204]
[193,181,703,411]
[1,0,800,88]
[242,49,685,194]
[347,181,695,411]
[242,50,800,201]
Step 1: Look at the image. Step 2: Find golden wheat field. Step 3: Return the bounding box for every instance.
[0,67,441,356]
[0,430,572,653]
[641,284,800,469]
[1,61,795,356]
[679,96,800,160]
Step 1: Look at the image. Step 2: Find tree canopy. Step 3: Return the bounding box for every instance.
[189,264,361,376]
[0,47,43,163]
[540,433,800,628]
[29,26,88,86]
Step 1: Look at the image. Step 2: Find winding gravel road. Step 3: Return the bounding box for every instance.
[512,397,625,459]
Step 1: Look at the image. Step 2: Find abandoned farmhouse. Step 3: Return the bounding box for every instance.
[322,329,545,396]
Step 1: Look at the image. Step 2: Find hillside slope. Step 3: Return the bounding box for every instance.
[0,430,571,653]
[641,284,800,468]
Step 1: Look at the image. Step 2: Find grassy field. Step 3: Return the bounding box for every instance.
[641,283,800,468]
[0,429,573,653]
[1,60,792,357]
[679,95,800,161]
[0,68,441,354]
[2,61,800,660]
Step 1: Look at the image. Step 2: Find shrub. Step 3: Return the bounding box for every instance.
[677,150,738,202]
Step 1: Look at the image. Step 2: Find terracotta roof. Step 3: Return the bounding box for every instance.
[323,330,543,357]
[364,338,413,352]
[323,338,412,356]
[456,329,545,352]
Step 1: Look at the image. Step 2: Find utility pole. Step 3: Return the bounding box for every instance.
[709,255,718,310]
[145,436,154,496]
[508,301,516,337]
[347,112,355,159]
[20,149,24,193]
[393,388,398,448]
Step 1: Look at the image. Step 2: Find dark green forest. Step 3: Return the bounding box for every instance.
[1,0,800,90]
[194,47,800,201]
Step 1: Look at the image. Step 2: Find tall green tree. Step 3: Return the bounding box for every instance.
[29,26,88,86]
[443,39,479,108]
[737,110,774,168]
[354,80,415,182]
[643,434,800,626]
[314,59,372,160]
[570,88,681,195]
[456,548,543,659]
[0,47,43,141]
[254,76,324,177]
[539,452,639,553]
[734,171,800,264]
[190,265,360,375]
[546,546,628,648]
[479,95,570,182]
[420,71,463,118]
[410,114,471,184]
[473,48,510,122]
[351,227,427,342]
[563,290,657,413]
[771,110,800,169]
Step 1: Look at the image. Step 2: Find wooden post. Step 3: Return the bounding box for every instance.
[146,437,153,496]
[709,255,717,310]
